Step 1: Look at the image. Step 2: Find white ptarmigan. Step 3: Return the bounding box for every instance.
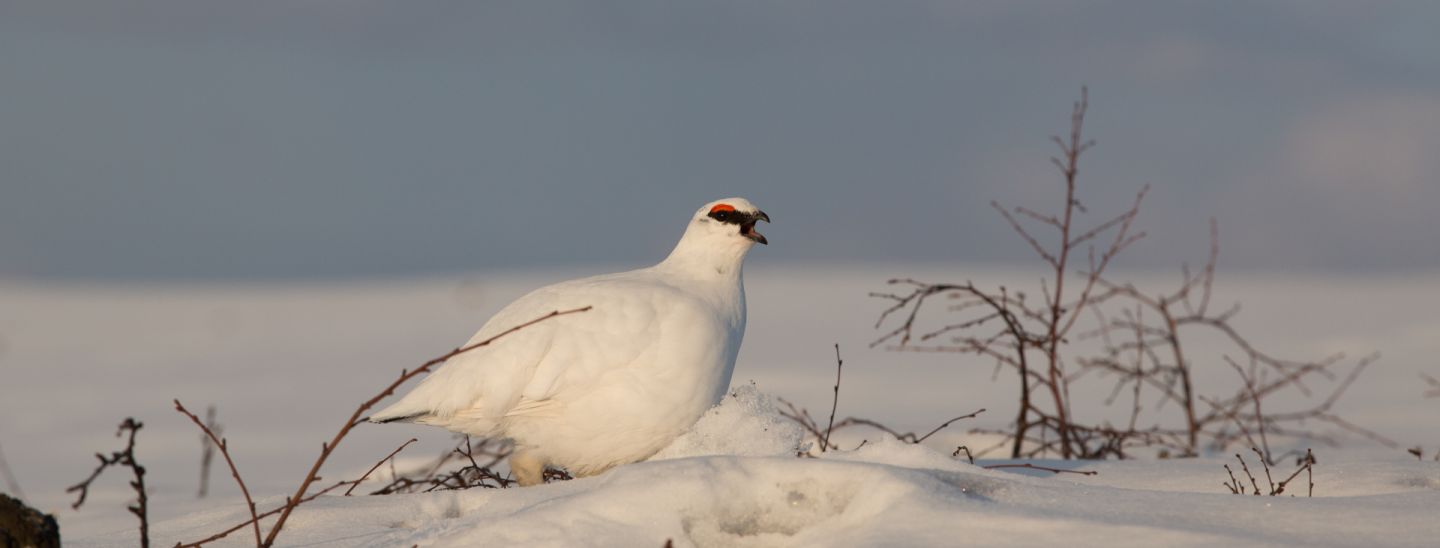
[370,198,769,485]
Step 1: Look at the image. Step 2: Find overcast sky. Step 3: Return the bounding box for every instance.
[2,1,1438,280]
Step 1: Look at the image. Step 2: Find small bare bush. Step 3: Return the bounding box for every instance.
[1223,447,1315,497]
[871,89,1386,462]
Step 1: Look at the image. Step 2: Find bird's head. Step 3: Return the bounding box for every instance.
[662,198,770,273]
[689,197,770,246]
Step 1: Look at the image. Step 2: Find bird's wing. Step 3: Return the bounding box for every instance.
[370,272,676,431]
[502,277,670,416]
[368,283,567,426]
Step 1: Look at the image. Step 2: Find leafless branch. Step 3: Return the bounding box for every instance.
[344,438,417,496]
[258,306,589,547]
[982,463,1097,476]
[197,405,221,499]
[67,418,149,548]
[821,344,843,453]
[176,400,261,548]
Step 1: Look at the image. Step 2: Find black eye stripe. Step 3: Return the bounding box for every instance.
[707,210,745,224]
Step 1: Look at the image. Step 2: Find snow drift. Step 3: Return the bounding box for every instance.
[70,385,1440,547]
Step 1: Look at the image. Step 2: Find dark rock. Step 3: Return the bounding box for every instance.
[0,493,60,548]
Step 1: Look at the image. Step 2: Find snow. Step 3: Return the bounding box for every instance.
[3,264,1439,546]
[66,388,1440,547]
[651,383,807,461]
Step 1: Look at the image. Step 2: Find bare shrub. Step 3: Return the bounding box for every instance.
[778,344,985,453]
[1223,447,1314,497]
[871,89,1385,461]
[777,345,1093,475]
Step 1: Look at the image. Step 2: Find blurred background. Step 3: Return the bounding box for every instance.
[2,0,1438,539]
[4,1,1439,279]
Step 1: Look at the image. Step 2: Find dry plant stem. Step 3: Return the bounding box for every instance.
[984,460,1094,474]
[344,438,417,496]
[1272,448,1316,497]
[175,480,349,548]
[821,344,843,453]
[1223,448,1314,497]
[1235,453,1262,496]
[67,418,149,548]
[1223,464,1243,494]
[198,405,221,498]
[175,400,262,548]
[915,409,987,444]
[363,437,515,495]
[183,437,509,547]
[953,446,975,464]
[1252,447,1276,493]
[1038,89,1089,458]
[1230,358,1271,463]
[259,306,590,547]
[778,398,983,451]
[1306,449,1315,496]
[1158,301,1199,451]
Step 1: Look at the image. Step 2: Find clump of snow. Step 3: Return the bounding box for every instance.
[650,382,806,461]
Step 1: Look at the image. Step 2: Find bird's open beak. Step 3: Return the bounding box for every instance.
[741,210,770,245]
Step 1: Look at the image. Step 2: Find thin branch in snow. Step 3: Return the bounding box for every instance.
[66,418,149,548]
[197,405,221,499]
[259,306,590,547]
[821,344,843,453]
[344,438,417,496]
[176,399,261,548]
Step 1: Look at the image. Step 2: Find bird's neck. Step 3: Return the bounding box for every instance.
[655,237,752,283]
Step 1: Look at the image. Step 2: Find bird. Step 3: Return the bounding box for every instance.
[370,198,769,486]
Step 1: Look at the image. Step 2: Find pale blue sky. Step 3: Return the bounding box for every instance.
[2,1,1438,279]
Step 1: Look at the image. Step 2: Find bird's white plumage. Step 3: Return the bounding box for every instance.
[371,198,768,484]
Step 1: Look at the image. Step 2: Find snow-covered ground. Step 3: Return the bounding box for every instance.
[2,263,1438,545]
[64,387,1440,547]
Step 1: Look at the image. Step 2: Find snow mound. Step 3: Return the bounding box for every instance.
[71,391,1440,548]
[650,382,806,461]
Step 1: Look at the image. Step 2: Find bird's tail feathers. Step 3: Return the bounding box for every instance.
[368,412,425,424]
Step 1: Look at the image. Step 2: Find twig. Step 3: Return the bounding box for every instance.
[1252,447,1275,494]
[821,344,843,453]
[258,306,590,547]
[175,480,350,548]
[176,400,261,548]
[953,445,975,465]
[1234,453,1261,496]
[198,405,221,498]
[344,438,417,496]
[67,418,149,548]
[1223,448,1315,497]
[1223,464,1243,494]
[914,409,987,444]
[982,462,1097,476]
[1273,448,1315,497]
